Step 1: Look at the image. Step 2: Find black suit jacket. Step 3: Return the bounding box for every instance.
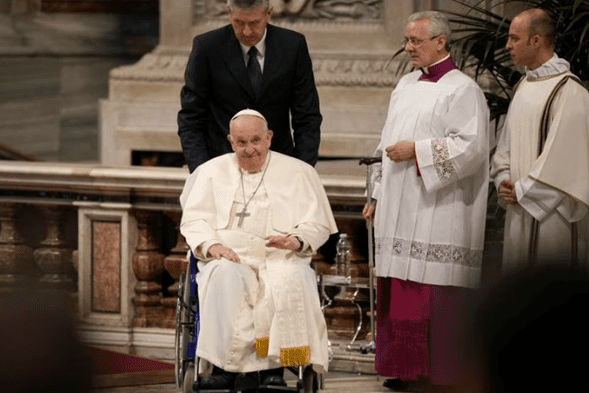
[178,24,322,172]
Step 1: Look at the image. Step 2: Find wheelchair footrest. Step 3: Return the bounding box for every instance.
[259,386,298,392]
[195,388,296,393]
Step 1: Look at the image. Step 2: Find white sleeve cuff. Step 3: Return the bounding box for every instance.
[516,177,564,222]
[196,240,222,262]
[493,171,511,192]
[556,196,589,222]
[288,233,312,256]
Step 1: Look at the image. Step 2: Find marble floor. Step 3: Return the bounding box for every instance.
[91,371,392,393]
[90,340,389,393]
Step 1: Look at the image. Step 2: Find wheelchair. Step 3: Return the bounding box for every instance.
[175,253,321,393]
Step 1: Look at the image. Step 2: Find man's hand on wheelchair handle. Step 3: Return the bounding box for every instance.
[208,244,240,263]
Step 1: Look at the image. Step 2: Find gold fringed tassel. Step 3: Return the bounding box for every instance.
[256,337,269,358]
[280,345,311,367]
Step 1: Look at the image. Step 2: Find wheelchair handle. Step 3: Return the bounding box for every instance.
[359,156,382,166]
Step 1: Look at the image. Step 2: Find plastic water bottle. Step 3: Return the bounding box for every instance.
[335,233,351,283]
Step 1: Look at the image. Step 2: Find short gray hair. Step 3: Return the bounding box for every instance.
[227,0,269,11]
[407,11,451,39]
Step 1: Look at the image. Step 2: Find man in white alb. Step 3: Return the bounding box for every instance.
[180,109,337,390]
[491,8,588,269]
[363,11,489,390]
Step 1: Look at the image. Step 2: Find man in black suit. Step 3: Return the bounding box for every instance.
[178,0,322,173]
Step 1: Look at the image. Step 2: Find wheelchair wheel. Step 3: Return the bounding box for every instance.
[175,271,187,388]
[176,268,196,391]
[183,365,195,393]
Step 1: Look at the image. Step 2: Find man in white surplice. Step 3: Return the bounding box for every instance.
[363,11,489,389]
[179,109,337,390]
[491,8,589,269]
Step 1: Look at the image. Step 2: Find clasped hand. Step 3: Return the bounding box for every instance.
[208,235,301,263]
[386,141,416,162]
[498,179,518,206]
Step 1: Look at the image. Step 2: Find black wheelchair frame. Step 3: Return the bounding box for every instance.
[174,254,321,393]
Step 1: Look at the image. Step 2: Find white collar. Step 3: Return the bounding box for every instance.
[526,53,570,79]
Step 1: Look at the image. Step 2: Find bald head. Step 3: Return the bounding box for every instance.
[507,8,555,69]
[515,8,556,49]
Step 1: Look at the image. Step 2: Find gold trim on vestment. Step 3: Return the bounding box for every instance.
[526,71,568,82]
[279,346,311,367]
[256,337,269,358]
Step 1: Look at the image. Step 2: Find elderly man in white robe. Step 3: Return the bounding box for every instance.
[363,11,489,391]
[491,8,589,269]
[179,109,337,390]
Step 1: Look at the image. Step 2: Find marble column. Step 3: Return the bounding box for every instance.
[161,211,189,329]
[33,205,76,291]
[132,210,166,327]
[0,202,35,288]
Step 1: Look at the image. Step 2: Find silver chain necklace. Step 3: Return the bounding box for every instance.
[235,152,271,227]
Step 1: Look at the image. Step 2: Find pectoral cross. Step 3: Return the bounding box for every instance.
[236,208,250,227]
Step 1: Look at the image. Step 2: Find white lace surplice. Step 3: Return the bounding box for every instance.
[372,70,489,289]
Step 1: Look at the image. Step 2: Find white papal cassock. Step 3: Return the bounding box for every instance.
[179,151,337,375]
[491,54,589,269]
[373,69,489,289]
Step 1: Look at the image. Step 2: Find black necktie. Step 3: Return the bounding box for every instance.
[247,46,262,96]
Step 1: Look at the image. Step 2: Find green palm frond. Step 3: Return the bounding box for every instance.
[443,2,513,79]
[437,0,589,118]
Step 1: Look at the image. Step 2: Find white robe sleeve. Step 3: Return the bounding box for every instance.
[288,222,330,256]
[415,81,489,192]
[490,121,512,191]
[179,167,226,256]
[369,139,385,201]
[374,142,383,202]
[195,238,223,261]
[371,84,404,202]
[371,161,383,202]
[512,78,589,223]
[516,177,588,223]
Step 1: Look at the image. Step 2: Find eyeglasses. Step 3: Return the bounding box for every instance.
[403,35,440,48]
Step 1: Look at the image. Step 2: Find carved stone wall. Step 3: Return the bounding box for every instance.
[101,0,500,165]
[100,0,418,165]
[201,0,382,20]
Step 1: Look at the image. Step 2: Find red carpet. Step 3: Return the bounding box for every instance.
[88,347,175,388]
